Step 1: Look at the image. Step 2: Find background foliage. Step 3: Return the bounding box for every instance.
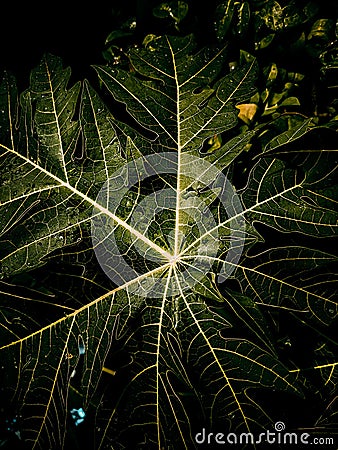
[0,1,337,449]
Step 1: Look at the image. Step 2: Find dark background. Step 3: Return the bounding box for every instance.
[0,0,216,90]
[0,4,116,89]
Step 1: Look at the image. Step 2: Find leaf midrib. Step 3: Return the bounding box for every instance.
[45,60,69,184]
[0,143,172,261]
[0,262,171,351]
[174,267,252,434]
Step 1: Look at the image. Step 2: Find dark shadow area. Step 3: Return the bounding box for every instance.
[0,4,114,88]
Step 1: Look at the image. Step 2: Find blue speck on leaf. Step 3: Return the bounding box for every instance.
[70,408,86,426]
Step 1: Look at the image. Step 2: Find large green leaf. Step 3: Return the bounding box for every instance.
[0,35,337,449]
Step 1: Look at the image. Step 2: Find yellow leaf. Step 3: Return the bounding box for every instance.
[236,103,258,124]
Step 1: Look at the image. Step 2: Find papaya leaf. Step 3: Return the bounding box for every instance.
[0,35,337,449]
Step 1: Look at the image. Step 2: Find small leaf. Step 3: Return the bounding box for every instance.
[214,0,236,41]
[236,103,258,124]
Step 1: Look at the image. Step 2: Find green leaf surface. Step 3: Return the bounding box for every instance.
[0,34,337,449]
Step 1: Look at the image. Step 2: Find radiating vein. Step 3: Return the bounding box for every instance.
[173,267,251,434]
[0,143,172,261]
[32,316,76,449]
[45,60,69,184]
[180,183,301,257]
[0,263,171,351]
[156,265,173,449]
[167,38,182,258]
